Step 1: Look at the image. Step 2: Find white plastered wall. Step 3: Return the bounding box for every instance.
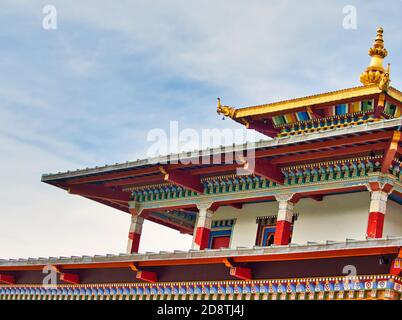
[212,201,278,248]
[291,192,370,244]
[211,191,402,248]
[384,199,402,237]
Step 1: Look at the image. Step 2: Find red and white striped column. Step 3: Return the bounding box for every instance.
[192,202,214,250]
[366,182,393,239]
[274,194,297,246]
[126,214,144,254]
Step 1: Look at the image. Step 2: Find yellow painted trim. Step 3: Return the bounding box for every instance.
[234,85,382,118]
[388,87,402,103]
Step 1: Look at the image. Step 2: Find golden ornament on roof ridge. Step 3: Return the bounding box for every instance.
[360,27,391,90]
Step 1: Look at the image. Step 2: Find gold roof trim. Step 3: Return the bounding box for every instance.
[231,85,382,119]
[387,87,402,103]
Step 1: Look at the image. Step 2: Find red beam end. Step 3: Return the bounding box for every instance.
[230,267,252,280]
[244,158,284,184]
[310,195,323,202]
[381,131,401,174]
[136,270,158,283]
[246,120,280,138]
[163,169,204,194]
[0,274,15,285]
[60,273,80,284]
[230,203,243,209]
[390,258,402,276]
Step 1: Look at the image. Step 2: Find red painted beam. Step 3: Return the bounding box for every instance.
[190,164,242,176]
[0,274,15,285]
[230,203,243,209]
[310,195,323,202]
[390,249,402,276]
[104,175,163,187]
[68,167,161,185]
[60,273,80,284]
[136,270,158,283]
[307,106,325,119]
[381,131,401,173]
[68,184,130,203]
[60,132,392,188]
[244,158,284,184]
[256,131,392,158]
[162,168,204,194]
[390,259,402,276]
[374,93,386,118]
[246,120,280,138]
[271,142,389,165]
[230,267,252,280]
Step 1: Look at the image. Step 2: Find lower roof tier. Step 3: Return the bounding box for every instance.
[1,237,401,284]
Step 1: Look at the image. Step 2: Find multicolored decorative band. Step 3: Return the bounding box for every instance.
[0,275,401,300]
[129,156,383,203]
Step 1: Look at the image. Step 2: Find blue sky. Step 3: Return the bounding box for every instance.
[0,0,401,258]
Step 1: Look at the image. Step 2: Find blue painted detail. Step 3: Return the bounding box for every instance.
[390,193,402,205]
[210,285,218,294]
[335,104,347,115]
[261,227,276,245]
[297,111,310,121]
[226,285,234,294]
[277,284,286,293]
[194,286,202,294]
[269,284,277,293]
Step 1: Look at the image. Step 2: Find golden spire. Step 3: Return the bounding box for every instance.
[360,27,391,90]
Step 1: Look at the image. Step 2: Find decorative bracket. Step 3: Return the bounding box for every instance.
[52,266,80,284]
[390,249,402,276]
[0,274,15,285]
[129,263,158,283]
[222,258,252,280]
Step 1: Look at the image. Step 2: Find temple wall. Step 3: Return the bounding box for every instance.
[291,192,370,244]
[213,201,278,248]
[212,191,402,248]
[384,200,402,237]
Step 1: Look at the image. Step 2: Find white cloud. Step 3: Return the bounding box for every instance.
[0,133,191,259]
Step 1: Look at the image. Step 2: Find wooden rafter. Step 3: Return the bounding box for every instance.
[161,167,204,194]
[243,158,284,184]
[68,184,130,203]
[271,142,389,165]
[381,131,402,173]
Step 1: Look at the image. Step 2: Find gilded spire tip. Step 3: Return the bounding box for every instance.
[360,27,390,91]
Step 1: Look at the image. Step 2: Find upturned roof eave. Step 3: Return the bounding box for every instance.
[233,85,388,119]
[41,117,402,183]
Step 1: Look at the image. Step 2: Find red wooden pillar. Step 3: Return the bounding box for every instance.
[366,183,393,239]
[274,194,297,246]
[192,202,215,250]
[126,214,144,254]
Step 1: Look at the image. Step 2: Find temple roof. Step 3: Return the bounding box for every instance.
[40,117,402,233]
[217,28,401,138]
[218,85,402,119]
[42,117,402,182]
[39,27,402,233]
[1,237,401,269]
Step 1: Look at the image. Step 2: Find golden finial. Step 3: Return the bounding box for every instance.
[216,97,236,119]
[360,27,391,91]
